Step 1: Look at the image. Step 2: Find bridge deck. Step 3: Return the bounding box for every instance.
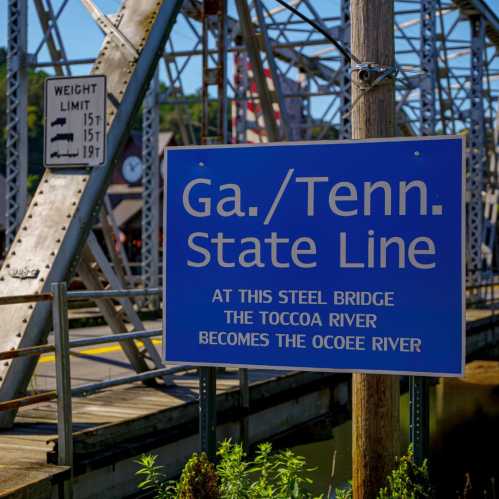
[0,310,497,498]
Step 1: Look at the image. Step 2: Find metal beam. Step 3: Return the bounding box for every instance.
[5,0,28,252]
[181,0,339,85]
[142,68,160,309]
[339,0,351,139]
[468,15,486,284]
[235,0,280,141]
[420,0,437,135]
[452,0,499,48]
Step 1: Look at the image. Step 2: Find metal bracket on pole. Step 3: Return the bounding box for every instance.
[409,376,429,466]
[199,366,217,460]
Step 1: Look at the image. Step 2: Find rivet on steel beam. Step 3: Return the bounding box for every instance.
[39,190,44,194]
[22,319,27,323]
[17,239,22,244]
[61,226,66,231]
[56,239,61,243]
[16,333,21,338]
[4,362,9,367]
[39,277,44,282]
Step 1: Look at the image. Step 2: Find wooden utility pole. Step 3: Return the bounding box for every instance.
[351,1,400,497]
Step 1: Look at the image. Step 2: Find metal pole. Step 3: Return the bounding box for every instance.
[52,282,73,499]
[142,67,160,310]
[6,0,28,252]
[198,0,228,458]
[239,368,250,451]
[409,377,429,465]
[408,0,436,465]
[199,366,217,460]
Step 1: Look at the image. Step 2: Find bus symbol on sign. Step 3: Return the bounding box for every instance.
[44,75,107,167]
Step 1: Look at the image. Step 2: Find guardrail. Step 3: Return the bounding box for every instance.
[0,284,188,499]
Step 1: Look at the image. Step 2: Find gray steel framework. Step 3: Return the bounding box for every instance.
[5,0,28,251]
[420,0,437,135]
[2,0,499,426]
[142,68,161,307]
[469,15,486,282]
[339,0,351,140]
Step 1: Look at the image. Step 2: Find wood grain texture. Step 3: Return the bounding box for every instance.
[350,1,400,498]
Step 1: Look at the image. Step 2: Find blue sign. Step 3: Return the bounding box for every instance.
[164,137,464,376]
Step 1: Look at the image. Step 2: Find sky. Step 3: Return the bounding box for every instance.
[0,0,497,77]
[0,0,497,121]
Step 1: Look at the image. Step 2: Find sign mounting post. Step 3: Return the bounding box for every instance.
[44,75,106,167]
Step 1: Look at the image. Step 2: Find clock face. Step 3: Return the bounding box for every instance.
[122,155,143,184]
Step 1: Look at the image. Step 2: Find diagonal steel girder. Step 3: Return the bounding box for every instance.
[0,0,184,428]
[181,0,418,136]
[452,0,499,48]
[181,0,338,84]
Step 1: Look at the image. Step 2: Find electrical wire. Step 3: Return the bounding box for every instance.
[267,0,361,64]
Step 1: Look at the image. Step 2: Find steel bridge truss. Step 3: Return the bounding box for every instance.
[2,0,499,425]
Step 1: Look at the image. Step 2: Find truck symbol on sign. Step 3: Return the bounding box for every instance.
[50,150,79,159]
[50,117,67,127]
[51,133,74,143]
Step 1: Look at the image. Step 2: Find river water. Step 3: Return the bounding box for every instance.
[292,361,499,497]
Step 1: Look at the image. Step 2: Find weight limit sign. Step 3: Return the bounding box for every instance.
[44,75,107,167]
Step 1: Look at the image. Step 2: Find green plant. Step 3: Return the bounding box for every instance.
[217,440,321,499]
[177,452,220,499]
[377,445,431,499]
[334,481,352,499]
[248,442,275,497]
[216,440,251,498]
[272,448,317,498]
[136,454,177,499]
[136,440,322,499]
